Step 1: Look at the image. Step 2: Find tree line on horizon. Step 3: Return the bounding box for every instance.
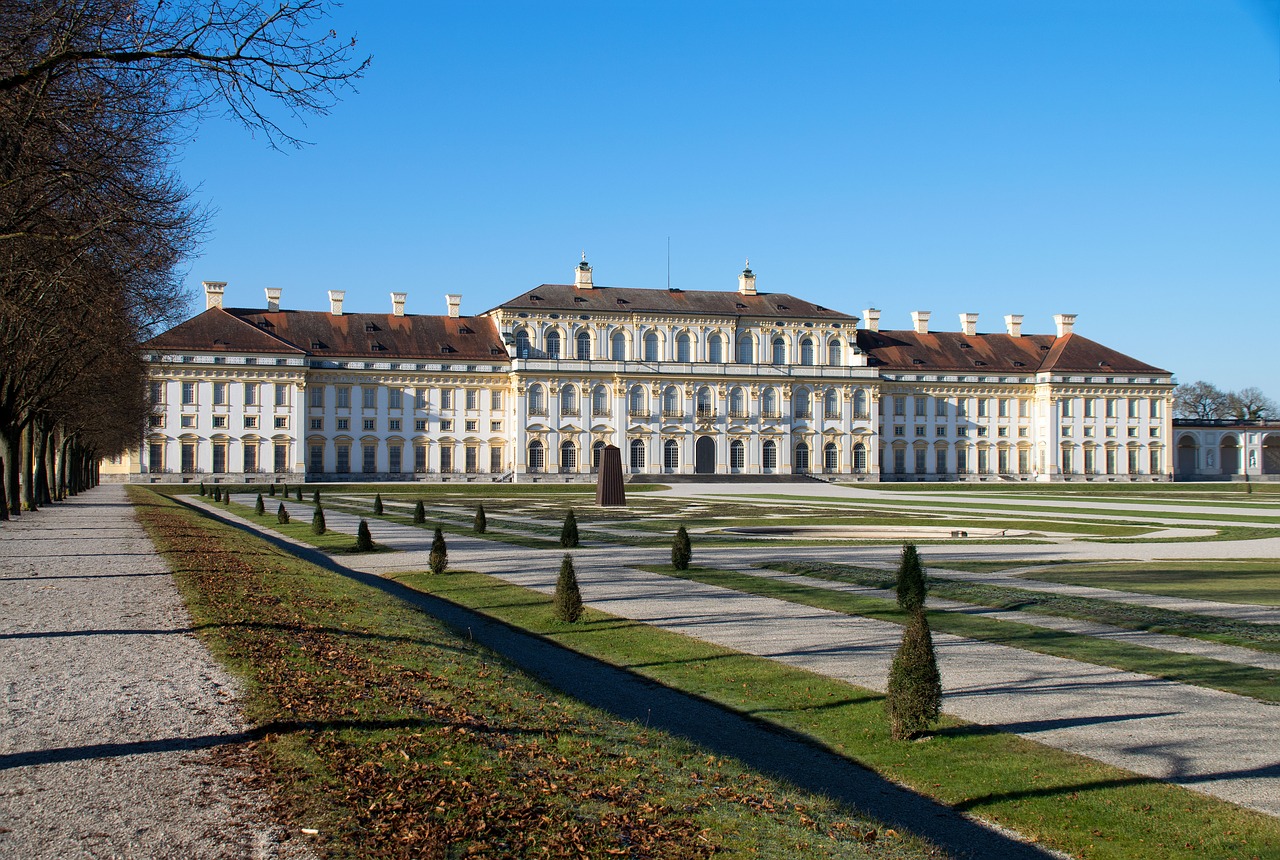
[0,1,367,517]
[1174,381,1277,423]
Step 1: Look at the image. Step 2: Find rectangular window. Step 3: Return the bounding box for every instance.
[491,420,503,432]
[415,388,427,410]
[1062,425,1073,437]
[1060,398,1074,418]
[491,390,503,410]
[213,382,226,406]
[388,388,402,409]
[243,415,258,429]
[998,448,1010,474]
[977,426,988,437]
[336,417,349,431]
[998,399,1009,418]
[336,444,350,473]
[181,443,196,473]
[182,382,196,405]
[1150,398,1163,418]
[915,426,926,437]
[1106,398,1118,418]
[244,383,257,406]
[362,418,376,431]
[977,399,988,418]
[440,419,453,432]
[465,446,479,473]
[997,426,1008,437]
[441,389,453,409]
[1128,447,1141,473]
[336,386,350,409]
[414,418,427,432]
[275,383,288,407]
[389,444,402,473]
[893,448,905,474]
[1084,398,1096,418]
[1128,426,1139,437]
[362,386,377,409]
[893,397,905,416]
[1150,449,1162,473]
[914,397,927,417]
[936,426,946,438]
[309,444,324,472]
[148,414,164,428]
[1084,447,1096,474]
[957,426,968,437]
[1018,448,1031,473]
[310,386,324,408]
[935,449,947,474]
[274,416,289,429]
[310,418,323,430]
[1062,447,1074,474]
[466,389,478,410]
[274,444,288,473]
[1018,399,1029,419]
[150,381,164,404]
[894,426,905,437]
[389,418,401,431]
[415,445,427,473]
[956,447,968,473]
[212,415,228,429]
[935,398,948,418]
[244,444,258,473]
[957,398,969,417]
[181,415,197,429]
[914,448,926,474]
[440,446,453,472]
[1128,398,1141,419]
[363,444,377,473]
[465,419,478,432]
[490,446,503,472]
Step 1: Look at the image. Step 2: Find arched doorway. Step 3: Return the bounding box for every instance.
[1265,435,1280,475]
[695,436,716,474]
[1176,435,1198,477]
[1221,436,1240,476]
[794,441,810,474]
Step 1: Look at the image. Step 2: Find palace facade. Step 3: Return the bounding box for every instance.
[114,258,1176,483]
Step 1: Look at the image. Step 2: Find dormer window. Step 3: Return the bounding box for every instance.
[615,298,630,306]
[529,294,543,302]
[912,358,925,365]
[974,360,987,366]
[574,296,587,302]
[310,340,326,350]
[441,345,455,354]
[776,304,789,310]
[458,325,474,334]
[370,342,386,352]
[365,322,379,333]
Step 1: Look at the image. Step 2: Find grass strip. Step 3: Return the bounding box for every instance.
[400,569,1280,860]
[131,488,929,860]
[773,561,1280,655]
[1021,562,1280,608]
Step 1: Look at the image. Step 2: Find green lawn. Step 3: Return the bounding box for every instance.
[1023,562,1280,607]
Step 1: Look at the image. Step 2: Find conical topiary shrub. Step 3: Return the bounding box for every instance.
[373,492,383,515]
[224,488,232,505]
[295,486,303,501]
[554,554,584,623]
[413,499,425,524]
[429,526,448,574]
[312,505,327,535]
[355,519,374,552]
[895,543,927,614]
[269,483,276,497]
[277,502,290,524]
[474,504,487,534]
[312,489,321,505]
[671,525,692,570]
[213,485,222,502]
[254,493,265,515]
[885,610,942,740]
[199,482,206,496]
[560,508,579,548]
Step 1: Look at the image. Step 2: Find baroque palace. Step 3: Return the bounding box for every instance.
[114,257,1176,483]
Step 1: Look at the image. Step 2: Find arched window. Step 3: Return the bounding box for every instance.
[629,438,646,470]
[644,331,660,361]
[794,441,810,473]
[762,439,777,471]
[628,385,647,415]
[794,388,811,419]
[676,332,692,362]
[824,388,839,419]
[576,330,591,360]
[545,330,561,359]
[528,384,546,415]
[824,442,838,473]
[560,385,578,415]
[662,386,681,416]
[737,336,754,364]
[611,331,627,360]
[761,387,778,418]
[663,439,679,471]
[729,386,745,417]
[800,337,815,366]
[592,384,610,416]
[560,440,576,472]
[827,339,842,366]
[708,333,724,363]
[771,337,786,365]
[730,439,745,471]
[528,440,545,472]
[853,388,869,420]
[514,328,531,358]
[592,440,606,471]
[696,386,714,418]
[853,442,867,472]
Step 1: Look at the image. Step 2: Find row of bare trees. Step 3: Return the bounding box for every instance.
[1174,381,1277,422]
[0,1,366,517]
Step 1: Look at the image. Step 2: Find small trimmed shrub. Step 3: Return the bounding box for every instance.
[295,486,302,501]
[312,489,321,505]
[429,526,448,574]
[199,482,206,496]
[312,505,327,535]
[213,485,222,502]
[672,525,692,570]
[269,483,276,497]
[373,492,383,515]
[413,499,425,524]
[355,519,374,552]
[560,508,579,548]
[474,504,487,534]
[224,488,232,505]
[885,610,942,740]
[254,493,265,516]
[554,554,584,623]
[277,503,290,524]
[895,543,927,614]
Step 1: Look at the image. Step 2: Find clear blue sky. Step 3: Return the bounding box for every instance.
[179,1,1280,393]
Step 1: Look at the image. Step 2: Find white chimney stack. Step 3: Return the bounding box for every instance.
[738,261,757,296]
[959,312,979,336]
[911,311,931,335]
[328,290,345,316]
[575,253,594,289]
[391,292,407,317]
[203,281,226,310]
[264,287,281,313]
[446,294,462,318]
[1004,314,1023,337]
[1053,313,1077,337]
[863,308,880,332]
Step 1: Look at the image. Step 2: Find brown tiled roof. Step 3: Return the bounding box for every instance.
[146,307,508,361]
[493,284,857,321]
[859,329,1169,375]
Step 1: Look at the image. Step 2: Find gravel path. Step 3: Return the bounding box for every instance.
[0,486,305,860]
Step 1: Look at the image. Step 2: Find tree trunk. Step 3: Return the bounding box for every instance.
[22,423,36,511]
[33,423,51,506]
[1,426,19,515]
[0,456,8,520]
[56,435,69,500]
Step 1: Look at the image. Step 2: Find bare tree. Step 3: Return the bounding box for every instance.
[1224,387,1277,422]
[1174,381,1229,420]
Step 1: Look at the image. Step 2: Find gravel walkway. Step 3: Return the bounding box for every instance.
[0,486,304,860]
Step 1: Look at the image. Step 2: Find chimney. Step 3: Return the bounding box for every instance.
[1004,314,1023,337]
[1053,313,1076,337]
[575,253,594,289]
[391,292,407,317]
[911,311,931,335]
[203,281,226,310]
[446,294,462,318]
[328,290,345,316]
[738,260,757,296]
[264,287,281,313]
[863,308,880,332]
[959,312,979,336]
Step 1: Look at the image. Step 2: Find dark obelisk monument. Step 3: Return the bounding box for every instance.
[596,445,626,506]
